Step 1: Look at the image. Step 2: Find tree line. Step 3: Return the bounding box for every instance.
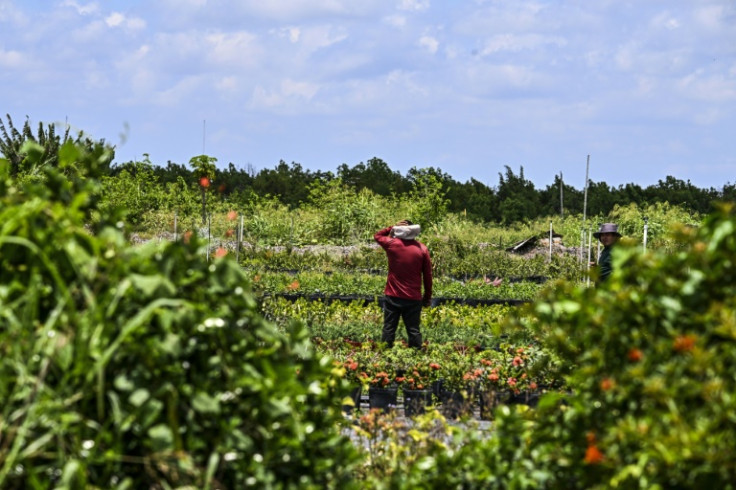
[2,114,734,225]
[136,156,733,224]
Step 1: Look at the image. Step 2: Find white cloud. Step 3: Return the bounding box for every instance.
[60,0,99,16]
[383,14,406,27]
[651,11,680,30]
[249,79,320,111]
[105,12,124,27]
[215,76,238,93]
[480,34,566,55]
[105,12,146,30]
[678,70,736,102]
[398,0,429,11]
[277,26,301,43]
[419,35,438,54]
[204,31,261,67]
[0,48,24,68]
[281,79,319,99]
[156,75,206,106]
[694,4,728,30]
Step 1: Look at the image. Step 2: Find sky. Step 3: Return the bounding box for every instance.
[2,0,735,190]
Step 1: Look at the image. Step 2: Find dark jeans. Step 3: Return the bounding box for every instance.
[382,296,423,348]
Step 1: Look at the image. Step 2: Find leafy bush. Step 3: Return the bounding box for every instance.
[493,203,736,487]
[0,141,359,488]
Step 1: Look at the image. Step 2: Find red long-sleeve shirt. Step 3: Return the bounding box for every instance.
[374,226,433,302]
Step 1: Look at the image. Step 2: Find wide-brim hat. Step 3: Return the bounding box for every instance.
[593,223,621,239]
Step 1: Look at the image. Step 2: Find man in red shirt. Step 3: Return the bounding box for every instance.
[374,220,433,348]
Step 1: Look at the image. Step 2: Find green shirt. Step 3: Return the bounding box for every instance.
[598,246,613,282]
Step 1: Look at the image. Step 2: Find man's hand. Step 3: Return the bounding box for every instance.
[395,219,411,227]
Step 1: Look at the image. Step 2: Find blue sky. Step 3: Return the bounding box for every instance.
[2,0,735,190]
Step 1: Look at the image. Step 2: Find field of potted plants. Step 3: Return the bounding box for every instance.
[3,138,736,488]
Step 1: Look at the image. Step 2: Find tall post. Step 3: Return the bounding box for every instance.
[582,155,590,223]
[174,211,178,241]
[236,214,243,263]
[586,226,593,287]
[549,221,553,262]
[559,171,564,218]
[643,216,649,252]
[207,214,211,261]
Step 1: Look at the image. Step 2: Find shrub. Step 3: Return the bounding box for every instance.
[0,141,359,488]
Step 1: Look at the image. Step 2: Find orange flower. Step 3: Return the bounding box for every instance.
[199,176,210,188]
[512,356,523,366]
[214,247,227,258]
[287,280,300,291]
[673,334,696,353]
[183,230,193,244]
[584,445,604,464]
[227,210,238,221]
[600,378,614,391]
[507,377,517,388]
[627,348,643,362]
[429,363,441,370]
[225,228,235,238]
[488,373,499,382]
[529,381,538,390]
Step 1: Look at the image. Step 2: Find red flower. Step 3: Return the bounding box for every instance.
[512,356,523,367]
[225,229,235,238]
[227,210,238,221]
[214,247,227,258]
[287,280,300,291]
[507,377,517,388]
[429,363,441,370]
[199,176,210,188]
[584,445,604,464]
[627,348,643,362]
[600,378,614,391]
[673,334,696,353]
[488,373,499,382]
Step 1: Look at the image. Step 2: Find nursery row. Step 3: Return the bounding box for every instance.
[261,297,517,344]
[229,240,585,281]
[248,270,545,300]
[319,339,565,420]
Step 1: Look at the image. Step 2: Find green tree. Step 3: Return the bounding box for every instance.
[189,154,217,224]
[406,167,450,227]
[0,114,113,178]
[496,166,538,224]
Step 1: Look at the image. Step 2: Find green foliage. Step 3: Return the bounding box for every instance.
[407,169,450,227]
[493,203,736,487]
[0,143,359,488]
[306,179,384,244]
[102,154,168,226]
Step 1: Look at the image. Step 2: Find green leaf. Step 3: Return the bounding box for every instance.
[148,424,174,452]
[192,391,221,414]
[129,273,176,297]
[114,374,135,392]
[129,388,150,407]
